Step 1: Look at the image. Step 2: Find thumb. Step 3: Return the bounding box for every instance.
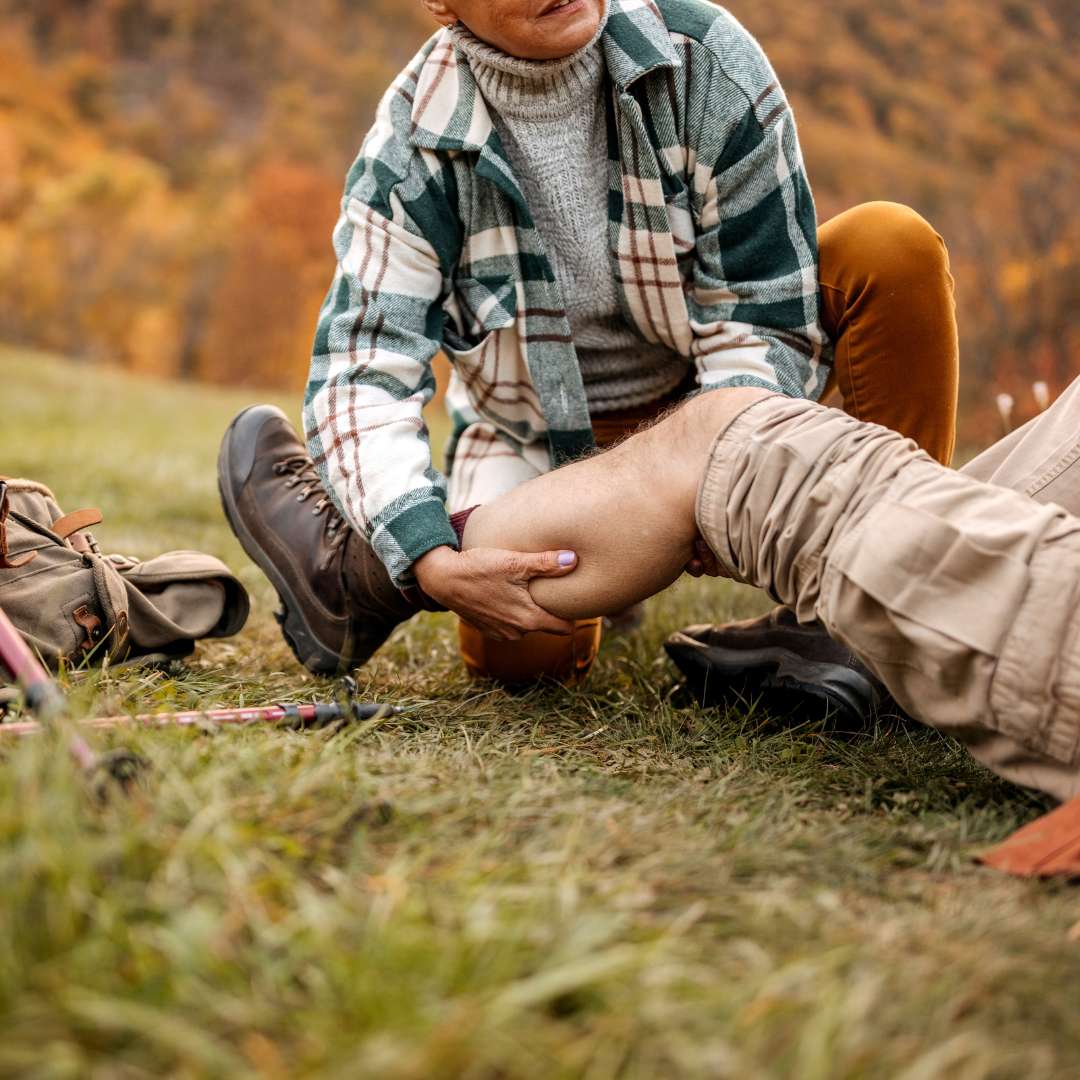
[520,549,578,579]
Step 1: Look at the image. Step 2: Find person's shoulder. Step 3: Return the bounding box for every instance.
[652,0,781,117]
[653,0,732,43]
[345,29,447,194]
[368,29,446,156]
[655,0,760,53]
[656,0,778,101]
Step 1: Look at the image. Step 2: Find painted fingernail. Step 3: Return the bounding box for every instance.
[558,551,576,567]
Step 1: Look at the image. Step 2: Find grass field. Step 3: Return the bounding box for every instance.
[1,347,1078,1079]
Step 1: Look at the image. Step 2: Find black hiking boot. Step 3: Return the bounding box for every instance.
[665,607,890,731]
[218,405,417,675]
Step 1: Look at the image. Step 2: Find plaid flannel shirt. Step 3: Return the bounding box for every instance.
[305,0,830,586]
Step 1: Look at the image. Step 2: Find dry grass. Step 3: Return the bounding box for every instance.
[1,348,1077,1079]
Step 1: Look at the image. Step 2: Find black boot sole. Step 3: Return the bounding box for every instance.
[665,633,879,731]
[217,406,348,676]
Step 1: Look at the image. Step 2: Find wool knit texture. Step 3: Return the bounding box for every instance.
[451,9,688,413]
[306,0,827,585]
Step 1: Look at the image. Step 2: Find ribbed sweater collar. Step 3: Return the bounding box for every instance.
[451,2,610,121]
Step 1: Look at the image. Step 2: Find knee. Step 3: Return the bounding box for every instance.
[822,202,950,288]
[673,387,777,459]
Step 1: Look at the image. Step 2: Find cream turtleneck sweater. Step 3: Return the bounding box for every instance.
[451,8,688,413]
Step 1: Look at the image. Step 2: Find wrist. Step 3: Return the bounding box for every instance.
[413,545,459,597]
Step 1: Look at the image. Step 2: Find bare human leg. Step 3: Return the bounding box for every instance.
[460,387,771,620]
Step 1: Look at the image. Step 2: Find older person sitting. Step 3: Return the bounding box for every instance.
[219,0,959,717]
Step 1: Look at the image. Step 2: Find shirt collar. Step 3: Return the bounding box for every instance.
[409,0,679,152]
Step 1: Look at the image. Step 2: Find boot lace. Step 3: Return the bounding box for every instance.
[272,455,348,553]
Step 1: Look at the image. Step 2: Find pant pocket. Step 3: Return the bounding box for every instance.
[826,499,1028,663]
[990,553,1080,766]
[827,498,1080,767]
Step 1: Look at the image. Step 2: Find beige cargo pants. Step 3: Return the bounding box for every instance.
[697,378,1080,802]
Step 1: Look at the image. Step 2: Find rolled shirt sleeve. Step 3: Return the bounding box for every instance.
[305,177,459,588]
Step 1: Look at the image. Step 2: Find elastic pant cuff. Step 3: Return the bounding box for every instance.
[694,394,796,579]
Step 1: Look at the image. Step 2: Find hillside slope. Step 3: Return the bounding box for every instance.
[1,0,1076,439]
[3,347,1080,1079]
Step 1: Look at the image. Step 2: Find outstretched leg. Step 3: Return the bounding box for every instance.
[466,384,1080,803]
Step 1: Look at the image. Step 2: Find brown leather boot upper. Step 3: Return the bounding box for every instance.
[218,405,416,674]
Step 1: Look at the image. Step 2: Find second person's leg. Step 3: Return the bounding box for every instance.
[818,201,960,464]
[673,202,961,715]
[466,382,1080,802]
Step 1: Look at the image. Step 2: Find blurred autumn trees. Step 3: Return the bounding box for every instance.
[755,0,1080,437]
[0,0,431,385]
[0,0,1076,441]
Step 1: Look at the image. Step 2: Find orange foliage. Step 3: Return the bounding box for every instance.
[0,0,1077,447]
[197,162,340,389]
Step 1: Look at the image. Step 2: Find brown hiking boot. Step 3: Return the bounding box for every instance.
[218,405,417,675]
[665,607,894,731]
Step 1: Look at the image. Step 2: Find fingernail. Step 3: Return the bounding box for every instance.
[558,551,576,567]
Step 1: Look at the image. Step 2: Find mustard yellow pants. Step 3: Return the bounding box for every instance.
[458,201,960,685]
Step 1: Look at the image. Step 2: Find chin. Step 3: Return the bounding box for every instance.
[527,0,603,60]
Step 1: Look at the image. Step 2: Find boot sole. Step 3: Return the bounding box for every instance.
[217,407,347,676]
[665,634,878,729]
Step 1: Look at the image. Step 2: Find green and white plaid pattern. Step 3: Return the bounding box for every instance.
[305,0,829,586]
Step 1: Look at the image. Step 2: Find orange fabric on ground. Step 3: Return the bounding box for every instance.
[458,616,604,687]
[458,201,961,684]
[980,795,1080,878]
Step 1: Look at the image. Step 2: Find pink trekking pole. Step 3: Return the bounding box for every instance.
[0,602,396,747]
[1,695,396,738]
[0,601,100,772]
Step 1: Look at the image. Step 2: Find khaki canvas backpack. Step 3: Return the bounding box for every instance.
[0,477,249,670]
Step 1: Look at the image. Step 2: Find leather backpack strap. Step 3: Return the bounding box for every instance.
[52,509,104,555]
[52,509,103,540]
[87,553,131,661]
